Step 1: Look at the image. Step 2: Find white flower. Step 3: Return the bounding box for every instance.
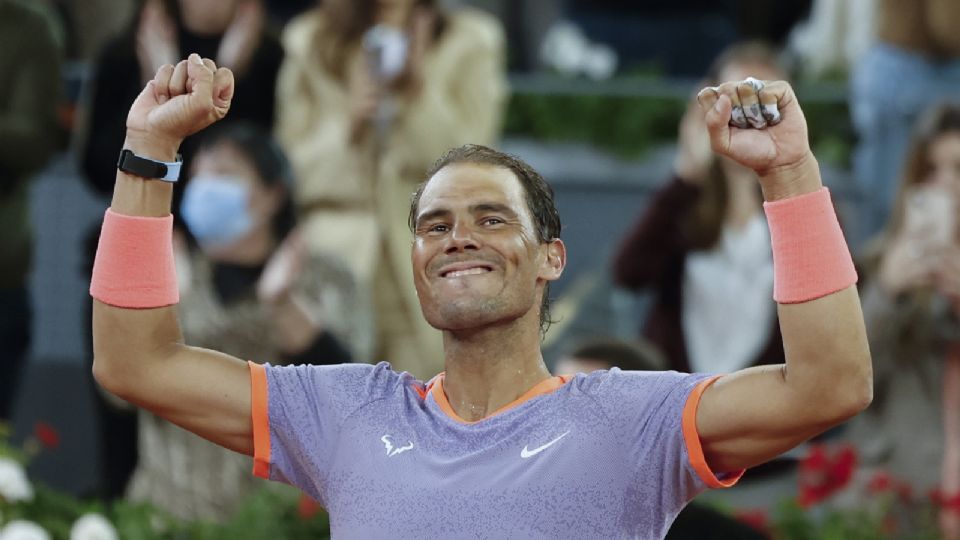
[0,458,33,503]
[582,44,618,81]
[540,21,589,76]
[0,520,50,540]
[70,514,118,540]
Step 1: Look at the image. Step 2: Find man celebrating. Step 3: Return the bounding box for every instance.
[92,55,871,538]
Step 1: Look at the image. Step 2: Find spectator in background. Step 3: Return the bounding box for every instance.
[79,0,284,499]
[82,0,283,197]
[612,42,786,376]
[851,0,960,237]
[275,0,507,379]
[0,0,61,421]
[849,103,960,538]
[555,338,766,540]
[126,124,361,521]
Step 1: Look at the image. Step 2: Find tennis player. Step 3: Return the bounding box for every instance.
[91,54,871,538]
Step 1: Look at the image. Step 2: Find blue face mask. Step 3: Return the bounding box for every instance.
[180,174,254,249]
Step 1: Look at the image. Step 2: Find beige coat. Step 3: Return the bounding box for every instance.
[275,8,507,379]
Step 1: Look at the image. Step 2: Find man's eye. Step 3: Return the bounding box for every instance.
[428,224,449,233]
[482,217,504,226]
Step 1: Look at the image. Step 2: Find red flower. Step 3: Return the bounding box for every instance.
[896,481,913,502]
[733,508,769,534]
[34,422,60,450]
[297,493,323,520]
[797,444,858,508]
[867,471,893,494]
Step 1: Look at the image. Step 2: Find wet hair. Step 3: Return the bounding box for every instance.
[195,122,297,241]
[566,338,664,372]
[408,144,562,336]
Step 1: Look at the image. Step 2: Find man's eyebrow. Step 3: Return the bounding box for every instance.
[415,203,519,228]
[470,203,518,218]
[415,208,451,227]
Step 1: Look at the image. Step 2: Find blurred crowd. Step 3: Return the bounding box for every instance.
[3,0,960,536]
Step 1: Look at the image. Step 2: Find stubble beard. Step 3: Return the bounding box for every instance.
[425,293,523,332]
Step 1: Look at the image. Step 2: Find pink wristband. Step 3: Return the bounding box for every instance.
[764,187,857,304]
[89,208,179,308]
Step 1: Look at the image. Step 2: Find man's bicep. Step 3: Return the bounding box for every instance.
[126,346,255,456]
[695,366,832,473]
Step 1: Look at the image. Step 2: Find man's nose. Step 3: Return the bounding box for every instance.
[444,222,480,254]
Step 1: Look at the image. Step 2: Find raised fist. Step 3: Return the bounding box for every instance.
[697,78,810,177]
[126,54,234,151]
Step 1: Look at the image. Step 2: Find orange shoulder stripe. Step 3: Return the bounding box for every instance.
[681,375,744,489]
[248,361,271,479]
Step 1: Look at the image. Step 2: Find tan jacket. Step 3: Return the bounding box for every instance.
[275,8,507,377]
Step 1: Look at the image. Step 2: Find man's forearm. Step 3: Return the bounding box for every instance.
[765,157,872,418]
[92,132,184,392]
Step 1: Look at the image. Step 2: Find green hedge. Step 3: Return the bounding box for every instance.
[504,88,854,167]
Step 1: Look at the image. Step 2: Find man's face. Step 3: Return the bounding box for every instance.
[411,163,565,331]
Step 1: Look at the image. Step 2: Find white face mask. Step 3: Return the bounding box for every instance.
[180,174,254,250]
[363,24,409,81]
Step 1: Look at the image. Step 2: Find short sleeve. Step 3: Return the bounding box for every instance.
[248,361,402,502]
[576,369,743,506]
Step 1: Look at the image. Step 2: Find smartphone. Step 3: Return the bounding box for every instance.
[904,184,956,250]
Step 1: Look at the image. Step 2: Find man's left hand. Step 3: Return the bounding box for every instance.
[697,79,819,199]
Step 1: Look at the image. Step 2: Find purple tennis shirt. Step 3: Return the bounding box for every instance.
[249,361,742,539]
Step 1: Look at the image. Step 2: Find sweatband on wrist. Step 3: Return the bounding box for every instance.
[764,187,857,304]
[89,208,179,308]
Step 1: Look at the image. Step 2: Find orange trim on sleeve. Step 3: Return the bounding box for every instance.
[248,361,271,479]
[681,375,745,489]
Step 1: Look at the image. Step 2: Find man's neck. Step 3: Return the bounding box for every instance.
[440,315,552,422]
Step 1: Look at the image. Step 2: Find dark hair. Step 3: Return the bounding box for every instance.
[314,0,446,81]
[195,122,298,241]
[567,338,664,372]
[409,144,563,336]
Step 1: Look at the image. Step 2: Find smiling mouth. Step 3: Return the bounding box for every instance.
[440,266,493,278]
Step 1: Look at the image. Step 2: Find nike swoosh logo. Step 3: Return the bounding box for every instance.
[521,430,570,459]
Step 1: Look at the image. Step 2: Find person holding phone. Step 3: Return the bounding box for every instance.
[851,103,960,538]
[273,0,508,379]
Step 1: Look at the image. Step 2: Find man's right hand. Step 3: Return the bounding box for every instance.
[125,54,234,157]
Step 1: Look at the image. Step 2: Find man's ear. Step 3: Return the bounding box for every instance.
[539,239,566,281]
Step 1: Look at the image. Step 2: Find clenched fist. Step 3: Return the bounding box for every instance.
[697,78,820,200]
[126,53,234,155]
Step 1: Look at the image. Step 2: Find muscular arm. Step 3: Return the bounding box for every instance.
[692,82,873,474]
[92,56,253,455]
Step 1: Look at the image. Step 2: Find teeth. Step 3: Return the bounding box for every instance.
[446,267,489,278]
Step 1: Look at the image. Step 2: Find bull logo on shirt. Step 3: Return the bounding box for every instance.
[381,435,414,457]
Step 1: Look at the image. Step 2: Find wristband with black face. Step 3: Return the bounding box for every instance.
[117,149,182,182]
